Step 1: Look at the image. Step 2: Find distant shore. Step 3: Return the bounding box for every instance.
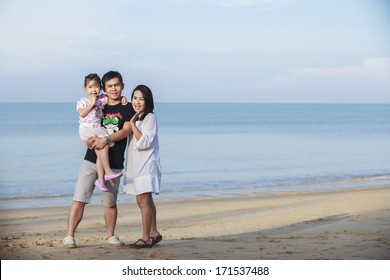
[1,186,389,260]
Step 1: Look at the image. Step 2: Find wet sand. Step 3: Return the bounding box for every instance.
[1,186,389,260]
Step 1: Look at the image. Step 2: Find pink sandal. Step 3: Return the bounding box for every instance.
[104,172,123,181]
[95,180,109,192]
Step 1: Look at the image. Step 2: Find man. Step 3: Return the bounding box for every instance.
[63,71,135,248]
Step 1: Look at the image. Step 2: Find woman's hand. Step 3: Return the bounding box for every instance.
[130,112,140,125]
[130,112,143,141]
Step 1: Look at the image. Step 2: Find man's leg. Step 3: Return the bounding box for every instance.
[63,160,96,248]
[104,205,117,238]
[63,201,86,248]
[66,201,86,237]
[103,172,124,246]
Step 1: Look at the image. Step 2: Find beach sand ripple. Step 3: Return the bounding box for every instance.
[1,187,389,260]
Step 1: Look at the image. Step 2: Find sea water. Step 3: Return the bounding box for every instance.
[0,103,389,209]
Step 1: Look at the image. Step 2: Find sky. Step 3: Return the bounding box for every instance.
[0,0,389,103]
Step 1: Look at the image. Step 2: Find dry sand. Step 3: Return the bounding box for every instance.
[1,186,389,260]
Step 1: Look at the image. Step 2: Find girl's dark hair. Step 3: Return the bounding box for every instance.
[84,73,101,87]
[131,85,154,121]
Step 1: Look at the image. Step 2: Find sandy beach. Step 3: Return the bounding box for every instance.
[1,186,389,260]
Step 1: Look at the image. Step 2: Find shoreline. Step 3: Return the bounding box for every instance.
[1,175,389,210]
[1,186,389,260]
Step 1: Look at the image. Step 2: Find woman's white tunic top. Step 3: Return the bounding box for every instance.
[124,113,161,195]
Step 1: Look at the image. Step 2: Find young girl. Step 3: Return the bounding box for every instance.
[76,73,123,192]
[124,85,162,248]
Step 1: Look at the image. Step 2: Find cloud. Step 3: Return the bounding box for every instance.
[280,57,390,86]
[211,0,293,8]
[0,0,388,103]
[0,0,129,73]
[247,57,390,103]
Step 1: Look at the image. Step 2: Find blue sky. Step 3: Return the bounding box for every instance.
[0,0,389,103]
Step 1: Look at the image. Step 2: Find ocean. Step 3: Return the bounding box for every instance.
[0,103,389,209]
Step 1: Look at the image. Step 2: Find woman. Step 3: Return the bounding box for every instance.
[124,85,162,248]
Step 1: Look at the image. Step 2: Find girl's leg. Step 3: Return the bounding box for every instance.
[95,150,106,187]
[136,193,153,244]
[95,145,115,176]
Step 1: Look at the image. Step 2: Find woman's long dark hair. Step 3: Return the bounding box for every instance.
[131,85,154,121]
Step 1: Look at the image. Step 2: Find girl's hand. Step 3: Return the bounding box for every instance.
[88,95,97,106]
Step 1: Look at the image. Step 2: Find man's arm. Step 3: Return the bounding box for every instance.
[92,121,132,150]
[111,121,132,142]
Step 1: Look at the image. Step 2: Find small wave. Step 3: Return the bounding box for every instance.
[285,174,390,187]
[1,175,389,201]
[0,194,71,201]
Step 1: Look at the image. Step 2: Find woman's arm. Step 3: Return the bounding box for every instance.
[132,114,158,150]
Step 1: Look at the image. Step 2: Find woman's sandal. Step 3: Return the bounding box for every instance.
[151,234,163,245]
[129,239,153,249]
